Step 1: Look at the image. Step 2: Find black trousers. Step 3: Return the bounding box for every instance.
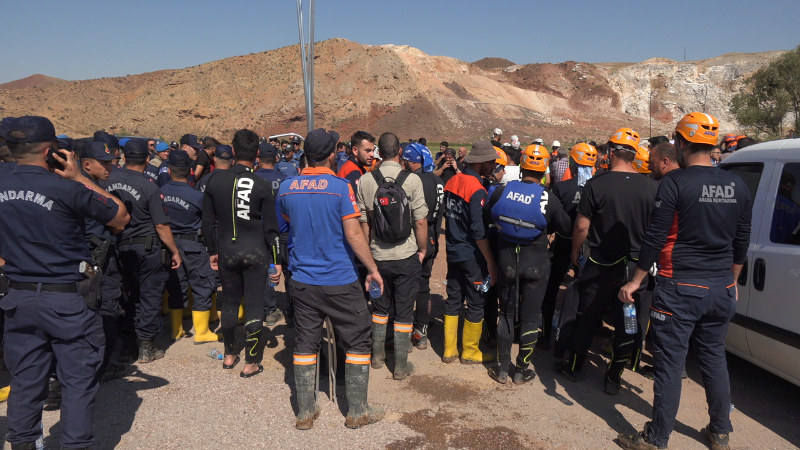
[496,241,550,369]
[445,259,487,323]
[373,255,421,325]
[414,256,435,329]
[565,258,648,376]
[118,242,168,342]
[541,235,572,342]
[292,279,371,356]
[166,239,215,311]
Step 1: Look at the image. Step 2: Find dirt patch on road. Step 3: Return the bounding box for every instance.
[404,374,482,403]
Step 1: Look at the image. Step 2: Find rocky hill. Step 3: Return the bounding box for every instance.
[0,39,784,143]
[0,74,65,90]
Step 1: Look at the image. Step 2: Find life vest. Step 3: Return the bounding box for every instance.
[490,181,548,244]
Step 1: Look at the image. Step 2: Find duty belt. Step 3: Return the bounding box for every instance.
[118,236,161,247]
[175,234,200,242]
[10,282,78,293]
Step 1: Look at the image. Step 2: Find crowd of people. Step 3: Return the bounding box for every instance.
[0,112,758,450]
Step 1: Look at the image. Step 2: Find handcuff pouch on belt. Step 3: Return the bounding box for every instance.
[0,266,9,299]
[77,261,103,309]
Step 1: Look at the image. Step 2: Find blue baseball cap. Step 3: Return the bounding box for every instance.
[86,141,116,161]
[168,149,192,168]
[122,138,149,157]
[155,142,170,153]
[402,142,434,172]
[0,116,57,144]
[214,145,234,160]
[258,142,278,158]
[118,137,130,148]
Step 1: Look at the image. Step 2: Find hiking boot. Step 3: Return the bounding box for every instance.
[604,377,620,395]
[137,340,165,364]
[704,425,730,450]
[618,427,666,450]
[265,309,284,327]
[512,367,536,385]
[117,343,139,363]
[557,363,581,383]
[411,326,428,350]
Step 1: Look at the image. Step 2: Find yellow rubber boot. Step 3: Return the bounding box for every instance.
[0,385,9,402]
[192,310,220,344]
[209,292,219,322]
[460,319,493,364]
[161,292,170,315]
[442,315,459,363]
[169,309,185,341]
[238,302,246,324]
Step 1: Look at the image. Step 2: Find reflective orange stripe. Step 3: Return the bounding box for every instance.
[372,314,388,324]
[294,354,318,365]
[726,283,735,288]
[394,323,413,333]
[651,307,673,316]
[345,353,371,364]
[677,283,709,289]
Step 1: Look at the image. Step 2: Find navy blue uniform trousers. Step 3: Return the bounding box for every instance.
[118,242,168,341]
[647,275,736,448]
[166,239,215,311]
[1,288,104,448]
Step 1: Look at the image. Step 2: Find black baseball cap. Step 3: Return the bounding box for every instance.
[122,138,149,157]
[168,149,192,168]
[214,145,234,160]
[303,128,336,162]
[0,116,57,144]
[180,134,203,151]
[258,142,278,158]
[94,133,120,150]
[86,141,116,161]
[290,136,302,144]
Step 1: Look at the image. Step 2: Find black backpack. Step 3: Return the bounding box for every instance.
[370,169,412,243]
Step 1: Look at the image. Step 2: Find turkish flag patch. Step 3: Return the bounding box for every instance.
[480,199,485,206]
[378,197,389,206]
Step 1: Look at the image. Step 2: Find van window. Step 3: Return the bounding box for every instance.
[721,163,763,199]
[769,163,800,245]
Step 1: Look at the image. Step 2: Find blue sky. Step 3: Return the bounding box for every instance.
[1,0,798,84]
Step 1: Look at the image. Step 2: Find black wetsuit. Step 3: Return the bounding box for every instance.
[202,164,281,364]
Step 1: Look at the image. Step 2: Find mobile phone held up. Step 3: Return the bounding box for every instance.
[46,147,67,171]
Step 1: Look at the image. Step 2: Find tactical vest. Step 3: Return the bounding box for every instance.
[490,181,548,244]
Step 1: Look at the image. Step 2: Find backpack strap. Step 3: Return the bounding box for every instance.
[395,170,410,187]
[371,168,386,186]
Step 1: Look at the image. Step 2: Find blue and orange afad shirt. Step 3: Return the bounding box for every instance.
[443,168,489,262]
[277,167,361,286]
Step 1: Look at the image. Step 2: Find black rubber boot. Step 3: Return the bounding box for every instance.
[370,322,387,369]
[44,377,62,411]
[489,362,509,384]
[392,327,415,380]
[344,362,385,429]
[294,361,320,430]
[137,340,164,364]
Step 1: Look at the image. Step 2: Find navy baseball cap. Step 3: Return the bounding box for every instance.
[303,128,337,162]
[155,142,170,153]
[122,138,149,157]
[86,141,116,161]
[94,133,120,150]
[258,142,278,158]
[168,149,192,168]
[0,116,57,144]
[214,145,234,160]
[56,137,73,150]
[180,134,203,151]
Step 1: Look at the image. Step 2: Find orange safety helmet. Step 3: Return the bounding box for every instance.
[633,146,651,174]
[520,144,549,171]
[724,134,737,143]
[569,143,597,166]
[608,128,640,151]
[675,112,720,145]
[494,146,509,166]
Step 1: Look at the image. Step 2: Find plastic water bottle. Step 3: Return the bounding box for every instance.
[577,255,587,267]
[207,349,224,360]
[35,422,43,450]
[623,303,638,334]
[268,264,278,287]
[477,275,491,293]
[369,281,381,299]
[552,311,560,328]
[730,403,735,414]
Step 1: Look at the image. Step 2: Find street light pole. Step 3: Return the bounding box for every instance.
[295,0,315,132]
[649,90,654,138]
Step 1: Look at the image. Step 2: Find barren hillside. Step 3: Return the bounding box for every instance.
[0,39,784,143]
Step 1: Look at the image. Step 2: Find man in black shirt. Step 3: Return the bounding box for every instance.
[434,148,461,185]
[617,113,752,450]
[559,128,657,395]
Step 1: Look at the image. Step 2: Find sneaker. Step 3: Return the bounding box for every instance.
[704,425,730,450]
[617,429,666,450]
[265,309,284,327]
[411,327,428,350]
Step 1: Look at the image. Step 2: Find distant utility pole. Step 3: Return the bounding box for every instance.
[295,0,316,132]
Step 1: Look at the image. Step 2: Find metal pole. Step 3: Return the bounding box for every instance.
[649,91,653,138]
[296,0,313,133]
[307,0,315,131]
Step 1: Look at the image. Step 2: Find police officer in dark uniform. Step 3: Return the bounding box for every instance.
[485,145,569,384]
[161,150,221,345]
[276,136,301,177]
[255,141,288,325]
[0,116,130,450]
[107,138,182,363]
[157,134,200,187]
[145,142,169,181]
[195,144,234,193]
[400,143,444,350]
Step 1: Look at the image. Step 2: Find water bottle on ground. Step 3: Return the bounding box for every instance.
[268,264,278,287]
[369,281,381,299]
[207,349,224,360]
[477,275,491,293]
[623,303,638,334]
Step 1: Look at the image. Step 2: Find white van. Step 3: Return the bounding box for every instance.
[719,138,800,387]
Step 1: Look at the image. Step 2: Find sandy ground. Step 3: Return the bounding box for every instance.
[1,236,799,450]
